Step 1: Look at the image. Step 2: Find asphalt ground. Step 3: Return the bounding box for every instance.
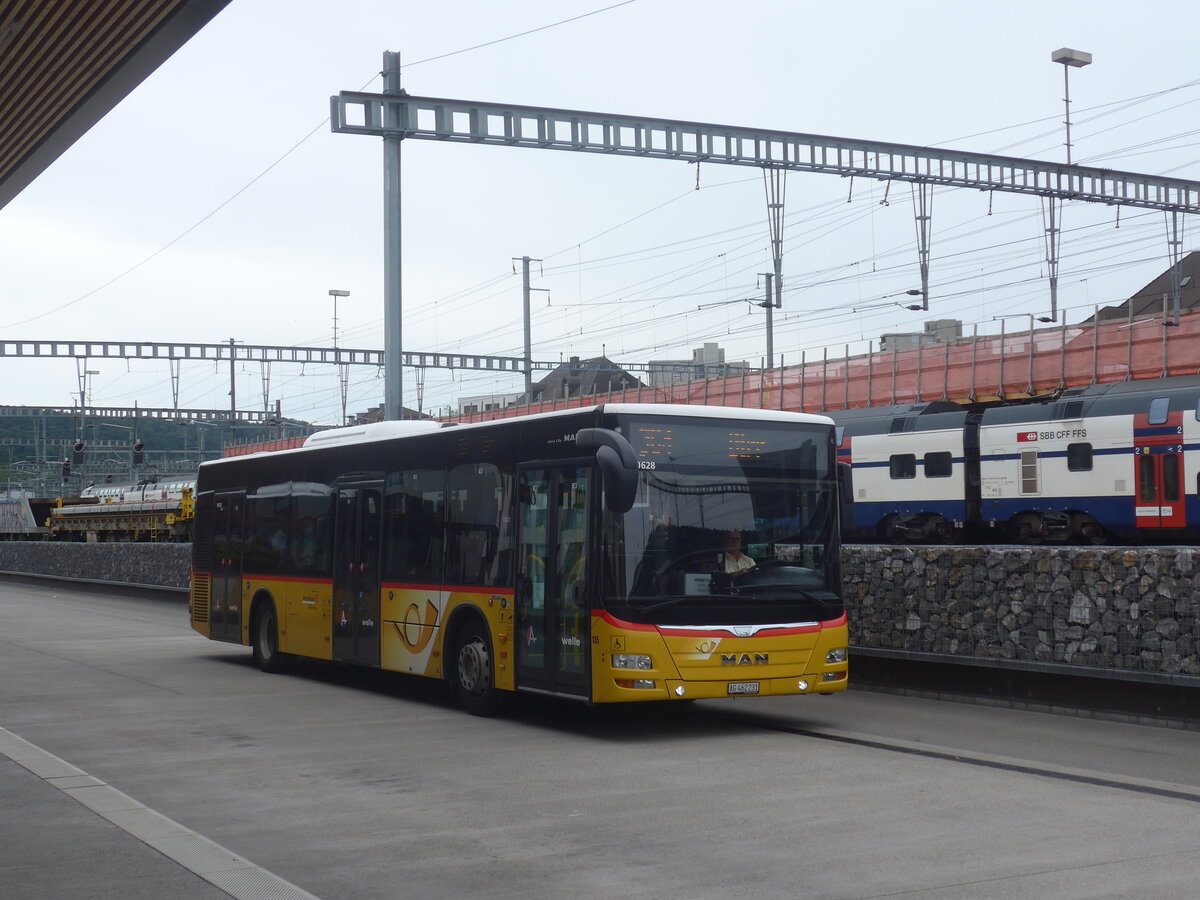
[3,577,1200,899]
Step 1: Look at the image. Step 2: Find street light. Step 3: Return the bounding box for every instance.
[1051,48,1092,165]
[329,289,350,348]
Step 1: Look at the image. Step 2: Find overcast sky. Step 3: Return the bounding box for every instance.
[1,0,1197,425]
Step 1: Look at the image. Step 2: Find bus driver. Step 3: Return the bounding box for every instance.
[721,530,756,577]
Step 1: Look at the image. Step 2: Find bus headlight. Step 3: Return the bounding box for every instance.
[615,679,656,689]
[825,647,847,664]
[612,654,653,670]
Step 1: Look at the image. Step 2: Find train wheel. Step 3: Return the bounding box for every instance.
[880,516,901,543]
[1010,513,1042,545]
[931,517,954,544]
[1073,514,1107,545]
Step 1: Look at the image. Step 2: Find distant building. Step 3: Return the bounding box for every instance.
[646,342,750,388]
[459,391,523,416]
[880,319,963,352]
[521,355,642,403]
[350,405,429,425]
[1086,249,1200,324]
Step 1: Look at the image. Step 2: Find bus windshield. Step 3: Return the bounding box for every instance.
[601,416,841,626]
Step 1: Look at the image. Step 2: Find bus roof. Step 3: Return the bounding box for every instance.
[201,404,834,471]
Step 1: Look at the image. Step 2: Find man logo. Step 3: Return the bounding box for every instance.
[721,653,769,665]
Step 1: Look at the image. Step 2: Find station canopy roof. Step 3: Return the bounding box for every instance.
[0,0,231,211]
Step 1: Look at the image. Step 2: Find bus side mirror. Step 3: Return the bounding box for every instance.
[575,428,639,514]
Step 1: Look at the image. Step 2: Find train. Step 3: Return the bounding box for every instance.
[833,374,1200,545]
[45,477,196,542]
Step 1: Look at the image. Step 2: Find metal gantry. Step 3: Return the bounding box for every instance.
[0,404,273,422]
[330,92,1200,212]
[331,85,1200,391]
[0,340,557,372]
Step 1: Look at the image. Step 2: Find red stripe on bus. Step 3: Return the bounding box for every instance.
[234,573,333,585]
[380,582,515,594]
[595,609,845,635]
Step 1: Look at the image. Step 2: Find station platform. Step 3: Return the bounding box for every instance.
[0,727,314,900]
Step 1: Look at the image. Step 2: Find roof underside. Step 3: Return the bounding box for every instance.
[0,0,230,211]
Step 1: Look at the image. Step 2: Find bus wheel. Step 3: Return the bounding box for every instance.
[252,600,285,674]
[453,624,502,716]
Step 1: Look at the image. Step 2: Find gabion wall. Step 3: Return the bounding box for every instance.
[845,546,1200,677]
[0,542,191,590]
[2,542,1198,679]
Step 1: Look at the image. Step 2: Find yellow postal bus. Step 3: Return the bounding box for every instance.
[188,404,848,714]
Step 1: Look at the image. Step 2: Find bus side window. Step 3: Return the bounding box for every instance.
[383,469,444,584]
[444,463,511,587]
[292,489,333,576]
[246,484,290,575]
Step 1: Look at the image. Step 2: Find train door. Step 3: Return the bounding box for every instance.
[332,482,383,666]
[210,491,245,643]
[515,464,591,699]
[1134,408,1186,531]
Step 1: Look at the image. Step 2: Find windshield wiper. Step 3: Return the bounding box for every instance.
[629,593,747,614]
[743,585,840,608]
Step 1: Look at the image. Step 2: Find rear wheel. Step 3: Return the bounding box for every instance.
[453,622,503,716]
[252,600,285,673]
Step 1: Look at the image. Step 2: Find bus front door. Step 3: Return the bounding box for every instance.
[332,483,383,667]
[516,465,591,698]
[210,491,245,643]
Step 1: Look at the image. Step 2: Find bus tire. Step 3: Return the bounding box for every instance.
[252,599,286,674]
[453,622,502,716]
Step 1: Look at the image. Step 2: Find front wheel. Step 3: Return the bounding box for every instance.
[453,623,503,716]
[252,600,286,673]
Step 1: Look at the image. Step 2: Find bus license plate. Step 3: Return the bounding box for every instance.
[727,681,760,695]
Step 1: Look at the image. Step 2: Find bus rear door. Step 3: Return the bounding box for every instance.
[516,465,591,699]
[210,491,245,642]
[332,482,383,667]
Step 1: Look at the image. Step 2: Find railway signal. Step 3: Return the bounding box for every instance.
[132,441,145,465]
[72,440,85,464]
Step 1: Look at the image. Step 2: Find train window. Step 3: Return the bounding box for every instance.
[835,426,844,445]
[923,452,952,478]
[1163,455,1181,503]
[888,417,912,434]
[889,454,916,479]
[1195,399,1200,422]
[1138,456,1156,503]
[1067,443,1093,472]
[1148,397,1169,425]
[1061,400,1083,419]
[1019,451,1039,495]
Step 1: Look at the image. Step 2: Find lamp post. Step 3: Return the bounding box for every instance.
[1051,48,1092,165]
[185,419,222,464]
[329,289,350,348]
[77,368,99,461]
[329,289,351,425]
